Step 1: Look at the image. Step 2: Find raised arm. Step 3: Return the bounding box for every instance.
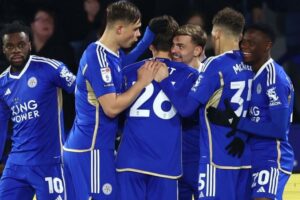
[122,26,155,66]
[155,64,200,117]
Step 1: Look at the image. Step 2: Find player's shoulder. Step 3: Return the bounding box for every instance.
[31,55,63,70]
[164,59,198,74]
[0,67,10,79]
[122,58,149,75]
[259,59,288,87]
[93,41,119,59]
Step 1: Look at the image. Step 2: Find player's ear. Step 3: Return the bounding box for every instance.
[265,41,272,52]
[194,46,203,57]
[149,44,155,52]
[116,24,123,35]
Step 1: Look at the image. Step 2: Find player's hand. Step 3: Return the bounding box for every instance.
[137,60,160,87]
[207,99,239,128]
[154,62,169,82]
[225,137,245,158]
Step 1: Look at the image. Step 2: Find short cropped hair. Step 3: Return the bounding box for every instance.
[149,15,179,51]
[106,1,141,25]
[244,23,276,43]
[1,21,32,43]
[174,24,207,47]
[212,7,245,36]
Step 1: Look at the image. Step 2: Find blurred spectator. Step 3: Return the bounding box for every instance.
[186,11,206,29]
[75,0,107,62]
[30,6,75,70]
[30,6,76,131]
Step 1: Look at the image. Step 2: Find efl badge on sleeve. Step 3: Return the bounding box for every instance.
[101,67,112,83]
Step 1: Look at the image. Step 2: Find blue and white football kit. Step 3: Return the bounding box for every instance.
[236,58,294,200]
[116,58,198,200]
[63,42,124,200]
[160,50,253,200]
[179,63,203,200]
[0,55,76,200]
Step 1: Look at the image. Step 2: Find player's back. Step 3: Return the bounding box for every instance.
[191,50,253,167]
[116,58,198,178]
[64,41,123,151]
[0,55,75,165]
[248,58,294,173]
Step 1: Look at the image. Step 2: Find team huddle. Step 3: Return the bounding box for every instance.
[0,1,294,200]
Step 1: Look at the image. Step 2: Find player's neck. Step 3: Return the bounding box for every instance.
[99,30,119,54]
[217,35,239,55]
[189,57,201,70]
[253,54,271,73]
[152,51,171,60]
[220,40,239,54]
[10,56,30,73]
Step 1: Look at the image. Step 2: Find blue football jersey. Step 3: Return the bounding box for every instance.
[0,55,76,165]
[245,59,294,173]
[190,50,254,168]
[64,41,123,151]
[116,58,198,178]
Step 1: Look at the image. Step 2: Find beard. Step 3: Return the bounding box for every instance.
[9,54,30,72]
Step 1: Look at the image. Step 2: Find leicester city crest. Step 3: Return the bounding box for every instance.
[28,76,37,88]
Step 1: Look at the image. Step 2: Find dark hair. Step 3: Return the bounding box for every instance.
[212,7,245,36]
[149,15,179,51]
[244,23,276,43]
[174,24,207,47]
[1,21,32,43]
[106,1,141,25]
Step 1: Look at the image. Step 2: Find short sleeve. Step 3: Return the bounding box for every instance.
[84,47,117,98]
[190,61,220,105]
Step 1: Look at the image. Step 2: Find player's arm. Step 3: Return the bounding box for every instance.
[209,83,292,140]
[239,81,292,140]
[0,99,10,160]
[122,26,155,66]
[52,62,76,93]
[155,65,200,117]
[99,61,160,118]
[0,119,8,160]
[237,107,290,140]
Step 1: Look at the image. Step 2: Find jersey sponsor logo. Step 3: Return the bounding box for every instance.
[4,88,11,96]
[27,77,37,88]
[60,66,76,87]
[11,100,40,123]
[102,183,112,195]
[101,67,112,83]
[191,74,203,92]
[266,87,281,106]
[256,83,262,94]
